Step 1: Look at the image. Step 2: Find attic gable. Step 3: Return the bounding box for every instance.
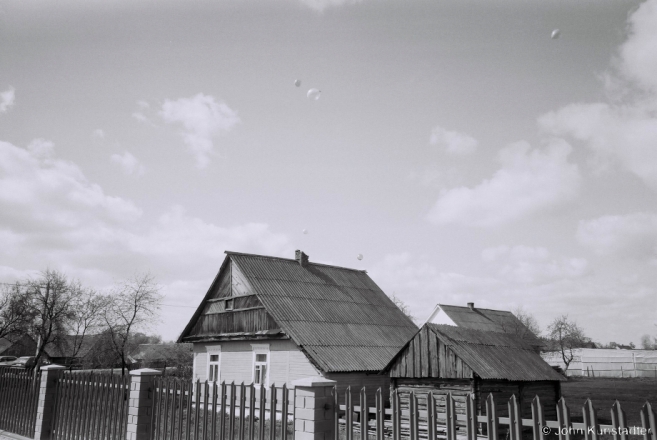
[178,255,282,342]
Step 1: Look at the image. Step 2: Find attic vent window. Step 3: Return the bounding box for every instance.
[225,299,234,310]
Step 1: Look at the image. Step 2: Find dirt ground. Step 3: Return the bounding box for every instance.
[560,377,657,427]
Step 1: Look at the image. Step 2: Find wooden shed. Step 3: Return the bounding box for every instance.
[385,324,564,420]
[178,250,418,403]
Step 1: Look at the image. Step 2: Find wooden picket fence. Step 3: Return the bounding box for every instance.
[0,367,41,438]
[336,387,657,440]
[150,378,293,440]
[50,371,130,440]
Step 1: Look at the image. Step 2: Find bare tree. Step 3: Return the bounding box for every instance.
[55,289,108,365]
[641,334,656,350]
[511,307,542,339]
[0,283,35,340]
[388,292,416,323]
[546,315,590,372]
[103,274,163,375]
[23,270,81,369]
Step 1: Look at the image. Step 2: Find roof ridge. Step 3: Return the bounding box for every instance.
[226,251,367,273]
[439,304,514,313]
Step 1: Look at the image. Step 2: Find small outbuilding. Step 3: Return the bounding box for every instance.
[385,324,563,420]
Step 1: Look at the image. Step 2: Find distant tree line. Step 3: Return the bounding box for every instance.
[0,270,169,375]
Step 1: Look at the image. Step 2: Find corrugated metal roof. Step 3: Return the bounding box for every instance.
[427,324,563,381]
[438,304,543,346]
[230,253,418,373]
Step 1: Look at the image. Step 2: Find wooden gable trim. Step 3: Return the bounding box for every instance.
[385,325,476,379]
[177,254,232,342]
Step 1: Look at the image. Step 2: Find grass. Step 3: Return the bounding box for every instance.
[560,377,657,427]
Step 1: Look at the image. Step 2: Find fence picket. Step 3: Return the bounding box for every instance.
[258,384,265,440]
[212,382,219,440]
[229,382,236,440]
[163,378,171,440]
[446,392,457,440]
[171,380,179,440]
[392,389,401,440]
[249,384,255,440]
[583,398,599,440]
[178,381,185,440]
[508,395,521,440]
[194,380,201,440]
[410,392,418,440]
[205,381,211,440]
[428,392,436,440]
[466,393,476,440]
[376,388,384,440]
[611,400,629,440]
[360,387,367,439]
[486,394,499,440]
[640,402,656,440]
[332,387,339,440]
[557,398,572,440]
[269,384,277,440]
[346,386,353,440]
[239,383,246,440]
[185,380,193,440]
[282,384,289,440]
[531,395,546,440]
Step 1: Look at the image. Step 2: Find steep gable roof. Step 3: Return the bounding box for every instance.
[428,304,543,347]
[179,251,419,373]
[387,323,563,382]
[427,324,563,381]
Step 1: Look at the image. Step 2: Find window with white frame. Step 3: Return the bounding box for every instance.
[251,344,270,386]
[207,348,221,382]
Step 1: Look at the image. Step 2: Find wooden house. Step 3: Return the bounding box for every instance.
[425,303,544,352]
[385,324,563,420]
[178,250,418,402]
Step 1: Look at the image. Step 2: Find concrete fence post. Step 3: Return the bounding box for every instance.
[126,368,163,440]
[34,364,67,440]
[292,376,337,440]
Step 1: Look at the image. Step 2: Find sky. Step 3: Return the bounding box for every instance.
[1,0,656,345]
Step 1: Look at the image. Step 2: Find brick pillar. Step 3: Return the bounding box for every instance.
[126,368,162,440]
[34,364,67,440]
[292,376,336,440]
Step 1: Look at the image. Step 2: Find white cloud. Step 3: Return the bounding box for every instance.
[0,139,142,234]
[481,245,589,284]
[368,252,502,321]
[427,139,580,227]
[132,100,157,126]
[92,129,105,139]
[0,87,15,113]
[160,94,240,168]
[0,138,293,339]
[538,1,657,191]
[577,212,657,260]
[111,151,145,176]
[368,251,654,343]
[430,125,478,155]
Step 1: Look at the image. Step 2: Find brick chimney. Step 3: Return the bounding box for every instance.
[467,302,474,310]
[295,250,309,267]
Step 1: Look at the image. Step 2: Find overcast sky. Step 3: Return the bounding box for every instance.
[1,0,656,345]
